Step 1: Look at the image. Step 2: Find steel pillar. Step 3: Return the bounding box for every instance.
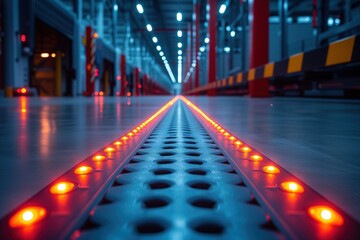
[279,0,288,59]
[207,0,217,96]
[194,2,200,94]
[134,67,140,96]
[248,0,269,97]
[120,54,126,96]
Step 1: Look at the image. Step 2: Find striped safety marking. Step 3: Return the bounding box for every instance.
[180,96,360,239]
[0,97,179,239]
[186,34,360,94]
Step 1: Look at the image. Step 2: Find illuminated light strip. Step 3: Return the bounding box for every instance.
[0,96,179,239]
[180,96,360,239]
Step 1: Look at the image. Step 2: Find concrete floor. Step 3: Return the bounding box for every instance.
[0,96,172,218]
[188,96,360,222]
[0,96,359,224]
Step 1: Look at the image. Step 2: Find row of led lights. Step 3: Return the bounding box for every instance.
[136,4,178,83]
[180,96,344,227]
[8,96,179,228]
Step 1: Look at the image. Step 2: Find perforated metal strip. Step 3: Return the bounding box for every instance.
[72,100,284,240]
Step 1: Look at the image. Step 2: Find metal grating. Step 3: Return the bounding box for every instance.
[73,101,284,239]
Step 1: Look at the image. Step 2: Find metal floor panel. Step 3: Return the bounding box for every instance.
[75,101,282,240]
[1,96,359,239]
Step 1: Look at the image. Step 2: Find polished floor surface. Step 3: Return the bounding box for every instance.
[188,96,360,222]
[0,96,172,218]
[0,96,359,224]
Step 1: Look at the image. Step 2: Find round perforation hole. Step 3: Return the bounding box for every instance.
[136,151,149,156]
[162,146,176,150]
[156,159,175,164]
[189,197,217,209]
[147,180,174,189]
[141,197,170,209]
[184,146,199,150]
[160,152,176,156]
[188,181,212,190]
[185,152,201,157]
[152,168,174,175]
[135,219,168,234]
[129,158,144,164]
[185,160,204,165]
[190,220,225,234]
[186,169,208,176]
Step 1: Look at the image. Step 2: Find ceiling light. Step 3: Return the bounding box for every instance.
[136,4,144,14]
[177,30,182,37]
[230,31,235,37]
[156,45,161,51]
[114,4,118,11]
[152,37,158,43]
[204,37,209,43]
[162,56,166,60]
[178,56,182,60]
[200,46,205,52]
[146,24,152,32]
[159,51,164,56]
[178,42,182,48]
[219,4,226,14]
[178,50,182,55]
[224,47,230,53]
[177,12,182,22]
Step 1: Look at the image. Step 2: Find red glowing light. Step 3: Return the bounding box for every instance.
[20,34,26,43]
[127,92,132,97]
[9,207,46,228]
[99,91,104,96]
[308,206,344,226]
[94,68,99,77]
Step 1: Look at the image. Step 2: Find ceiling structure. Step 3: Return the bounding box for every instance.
[58,0,354,85]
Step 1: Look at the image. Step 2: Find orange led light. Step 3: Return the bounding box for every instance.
[74,166,93,175]
[133,129,138,133]
[92,155,106,161]
[308,206,344,226]
[21,88,27,94]
[234,141,242,146]
[21,108,26,113]
[262,165,280,174]
[136,127,141,131]
[113,141,123,146]
[220,129,225,133]
[216,126,221,130]
[121,136,129,141]
[240,147,252,153]
[9,207,46,228]
[280,181,304,193]
[50,181,76,194]
[229,136,235,141]
[127,133,134,137]
[224,132,230,136]
[104,147,116,153]
[250,154,263,162]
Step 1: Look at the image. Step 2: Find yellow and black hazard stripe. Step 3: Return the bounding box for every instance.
[187,34,360,94]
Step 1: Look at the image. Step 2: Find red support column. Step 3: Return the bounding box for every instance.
[134,67,140,96]
[85,26,95,96]
[194,2,200,94]
[120,54,126,96]
[249,0,269,97]
[207,0,217,96]
[143,74,147,96]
